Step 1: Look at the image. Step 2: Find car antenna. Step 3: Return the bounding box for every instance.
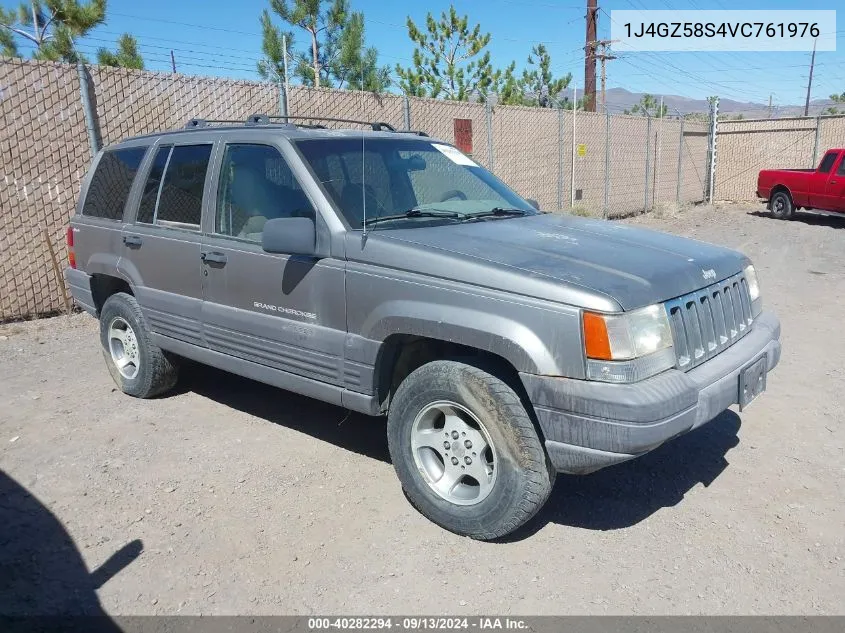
[360,33,368,242]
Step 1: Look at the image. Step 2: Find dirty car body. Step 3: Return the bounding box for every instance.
[65,119,781,538]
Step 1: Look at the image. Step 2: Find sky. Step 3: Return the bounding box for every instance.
[4,0,844,109]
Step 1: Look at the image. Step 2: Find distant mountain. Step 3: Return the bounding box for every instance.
[600,87,838,118]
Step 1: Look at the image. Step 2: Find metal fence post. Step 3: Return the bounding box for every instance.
[603,109,610,218]
[557,108,564,210]
[644,115,652,212]
[676,117,685,203]
[403,95,411,131]
[812,116,821,167]
[485,100,494,171]
[707,97,719,204]
[76,61,99,157]
[279,79,288,120]
[570,85,577,208]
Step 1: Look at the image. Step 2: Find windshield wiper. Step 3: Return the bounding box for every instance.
[364,208,461,227]
[461,207,529,221]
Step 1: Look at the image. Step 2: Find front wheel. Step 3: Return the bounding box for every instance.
[770,190,794,219]
[387,361,555,540]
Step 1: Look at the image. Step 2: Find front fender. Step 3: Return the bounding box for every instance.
[360,299,581,377]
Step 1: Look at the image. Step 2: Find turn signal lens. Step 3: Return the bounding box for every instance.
[583,312,612,360]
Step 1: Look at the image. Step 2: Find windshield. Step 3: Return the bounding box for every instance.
[295,137,537,229]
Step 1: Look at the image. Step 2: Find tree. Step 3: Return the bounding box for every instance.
[623,94,668,118]
[492,61,526,106]
[521,44,571,108]
[259,0,390,92]
[396,5,494,101]
[825,92,845,116]
[0,0,106,63]
[257,8,293,82]
[96,33,143,69]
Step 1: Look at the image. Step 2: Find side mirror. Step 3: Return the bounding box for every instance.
[262,217,315,256]
[527,198,540,210]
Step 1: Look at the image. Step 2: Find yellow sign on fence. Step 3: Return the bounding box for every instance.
[577,143,587,157]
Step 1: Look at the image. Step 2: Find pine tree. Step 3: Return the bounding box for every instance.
[96,33,144,69]
[258,0,389,92]
[521,44,571,108]
[396,5,494,101]
[0,0,107,63]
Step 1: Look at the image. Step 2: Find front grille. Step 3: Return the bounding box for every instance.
[665,272,754,370]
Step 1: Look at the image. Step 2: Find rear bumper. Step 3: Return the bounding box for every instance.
[520,311,781,475]
[64,268,97,315]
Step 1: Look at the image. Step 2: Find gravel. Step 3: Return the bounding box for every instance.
[0,203,843,615]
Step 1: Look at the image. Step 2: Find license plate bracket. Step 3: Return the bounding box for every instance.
[739,356,767,410]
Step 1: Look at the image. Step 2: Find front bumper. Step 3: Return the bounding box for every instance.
[520,310,781,475]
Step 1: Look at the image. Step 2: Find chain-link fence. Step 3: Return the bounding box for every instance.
[1,58,713,321]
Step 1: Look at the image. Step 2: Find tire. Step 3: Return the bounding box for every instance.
[99,292,179,398]
[770,190,794,219]
[387,360,555,540]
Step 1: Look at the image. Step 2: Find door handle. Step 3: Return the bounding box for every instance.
[201,251,227,265]
[123,235,142,247]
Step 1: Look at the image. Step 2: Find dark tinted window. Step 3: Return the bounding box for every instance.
[837,156,845,176]
[82,147,147,220]
[216,144,313,241]
[156,145,212,228]
[818,152,837,173]
[137,146,171,224]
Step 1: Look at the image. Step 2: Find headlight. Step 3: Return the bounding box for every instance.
[744,264,762,315]
[582,304,675,383]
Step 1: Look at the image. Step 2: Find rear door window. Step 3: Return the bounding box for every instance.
[82,147,147,220]
[136,144,212,230]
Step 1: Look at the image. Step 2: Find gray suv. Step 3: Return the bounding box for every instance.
[65,116,781,540]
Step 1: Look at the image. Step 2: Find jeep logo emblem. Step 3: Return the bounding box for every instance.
[702,268,717,281]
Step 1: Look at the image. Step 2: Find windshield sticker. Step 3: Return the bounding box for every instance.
[432,143,479,167]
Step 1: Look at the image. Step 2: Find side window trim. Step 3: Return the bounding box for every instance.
[151,146,174,225]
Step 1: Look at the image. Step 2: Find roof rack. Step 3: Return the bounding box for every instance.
[183,114,430,136]
[183,118,244,129]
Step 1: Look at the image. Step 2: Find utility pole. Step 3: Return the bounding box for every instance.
[593,39,618,113]
[584,0,598,112]
[804,39,816,117]
[170,50,176,74]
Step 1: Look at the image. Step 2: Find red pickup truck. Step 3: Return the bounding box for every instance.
[757,148,845,219]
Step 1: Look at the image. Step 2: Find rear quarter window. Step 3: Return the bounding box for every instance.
[82,147,148,220]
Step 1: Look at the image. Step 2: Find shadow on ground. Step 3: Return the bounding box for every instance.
[749,210,845,229]
[0,470,140,627]
[181,362,391,463]
[182,363,741,540]
[508,410,741,539]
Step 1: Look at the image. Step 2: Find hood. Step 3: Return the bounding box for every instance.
[354,214,748,311]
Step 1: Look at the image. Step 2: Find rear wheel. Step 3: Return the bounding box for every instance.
[99,292,179,398]
[770,190,794,219]
[387,360,554,540]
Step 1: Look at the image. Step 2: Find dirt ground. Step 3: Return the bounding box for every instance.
[1,202,843,616]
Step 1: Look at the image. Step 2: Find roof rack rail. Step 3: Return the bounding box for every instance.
[185,114,429,136]
[254,115,397,131]
[183,118,244,129]
[259,114,429,136]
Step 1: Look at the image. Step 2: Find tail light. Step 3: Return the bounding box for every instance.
[66,226,76,269]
